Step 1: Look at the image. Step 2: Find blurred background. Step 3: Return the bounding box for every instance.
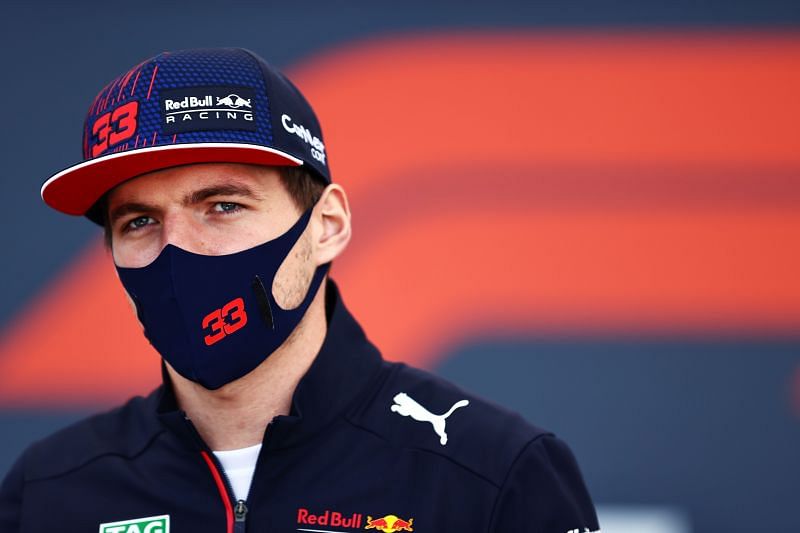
[1,1,799,531]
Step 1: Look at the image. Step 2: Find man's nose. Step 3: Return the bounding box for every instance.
[160,212,214,255]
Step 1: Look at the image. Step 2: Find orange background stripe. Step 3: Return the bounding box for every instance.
[0,32,798,407]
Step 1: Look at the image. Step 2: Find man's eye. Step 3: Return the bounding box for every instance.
[123,216,155,232]
[213,202,242,214]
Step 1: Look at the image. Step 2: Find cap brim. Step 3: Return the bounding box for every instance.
[41,142,304,218]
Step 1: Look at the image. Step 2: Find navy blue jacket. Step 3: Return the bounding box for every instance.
[0,283,599,533]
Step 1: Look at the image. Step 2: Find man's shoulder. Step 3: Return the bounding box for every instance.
[18,388,164,483]
[347,361,551,487]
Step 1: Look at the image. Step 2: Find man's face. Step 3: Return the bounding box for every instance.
[108,162,317,309]
[109,162,301,265]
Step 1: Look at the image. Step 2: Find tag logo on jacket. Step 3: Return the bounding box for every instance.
[99,514,169,533]
[390,392,469,445]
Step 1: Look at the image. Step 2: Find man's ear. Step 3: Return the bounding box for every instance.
[312,183,352,265]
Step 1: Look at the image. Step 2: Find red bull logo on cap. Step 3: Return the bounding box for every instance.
[216,94,251,108]
[159,86,257,135]
[364,514,414,532]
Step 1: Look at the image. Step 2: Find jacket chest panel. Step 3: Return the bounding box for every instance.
[246,440,497,533]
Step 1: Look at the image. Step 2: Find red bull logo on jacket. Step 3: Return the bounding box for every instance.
[364,514,414,532]
[296,508,363,529]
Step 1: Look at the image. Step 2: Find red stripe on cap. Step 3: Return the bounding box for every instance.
[146,65,159,100]
[89,91,102,116]
[117,69,134,100]
[117,59,147,99]
[130,69,141,96]
[200,451,234,533]
[102,79,118,110]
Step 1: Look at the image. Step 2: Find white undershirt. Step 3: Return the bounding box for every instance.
[212,443,262,502]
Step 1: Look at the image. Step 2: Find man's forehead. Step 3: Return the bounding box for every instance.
[107,162,279,206]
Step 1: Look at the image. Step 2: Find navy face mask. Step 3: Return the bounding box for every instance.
[116,208,329,390]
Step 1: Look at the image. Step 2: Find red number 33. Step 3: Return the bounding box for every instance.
[91,101,139,157]
[202,297,248,346]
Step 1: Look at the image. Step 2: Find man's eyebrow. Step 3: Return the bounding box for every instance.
[108,184,262,225]
[183,184,262,205]
[108,202,157,226]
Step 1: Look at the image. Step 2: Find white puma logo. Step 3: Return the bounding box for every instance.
[390,392,469,445]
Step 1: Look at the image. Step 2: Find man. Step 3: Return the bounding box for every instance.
[0,48,600,533]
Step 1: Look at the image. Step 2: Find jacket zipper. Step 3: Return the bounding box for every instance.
[188,414,249,533]
[200,450,247,533]
[221,462,248,533]
[228,423,273,532]
[234,500,249,527]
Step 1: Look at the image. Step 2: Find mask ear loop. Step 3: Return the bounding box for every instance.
[249,205,322,330]
[251,275,274,330]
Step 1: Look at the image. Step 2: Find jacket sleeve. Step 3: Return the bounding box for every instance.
[489,434,599,533]
[0,453,24,533]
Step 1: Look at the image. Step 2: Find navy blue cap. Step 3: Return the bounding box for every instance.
[41,48,330,224]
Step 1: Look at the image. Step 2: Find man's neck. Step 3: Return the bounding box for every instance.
[166,287,328,451]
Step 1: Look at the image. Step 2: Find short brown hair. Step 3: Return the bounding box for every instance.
[100,165,326,249]
[277,165,327,213]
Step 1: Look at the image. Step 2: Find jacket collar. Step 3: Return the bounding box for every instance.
[156,280,384,450]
